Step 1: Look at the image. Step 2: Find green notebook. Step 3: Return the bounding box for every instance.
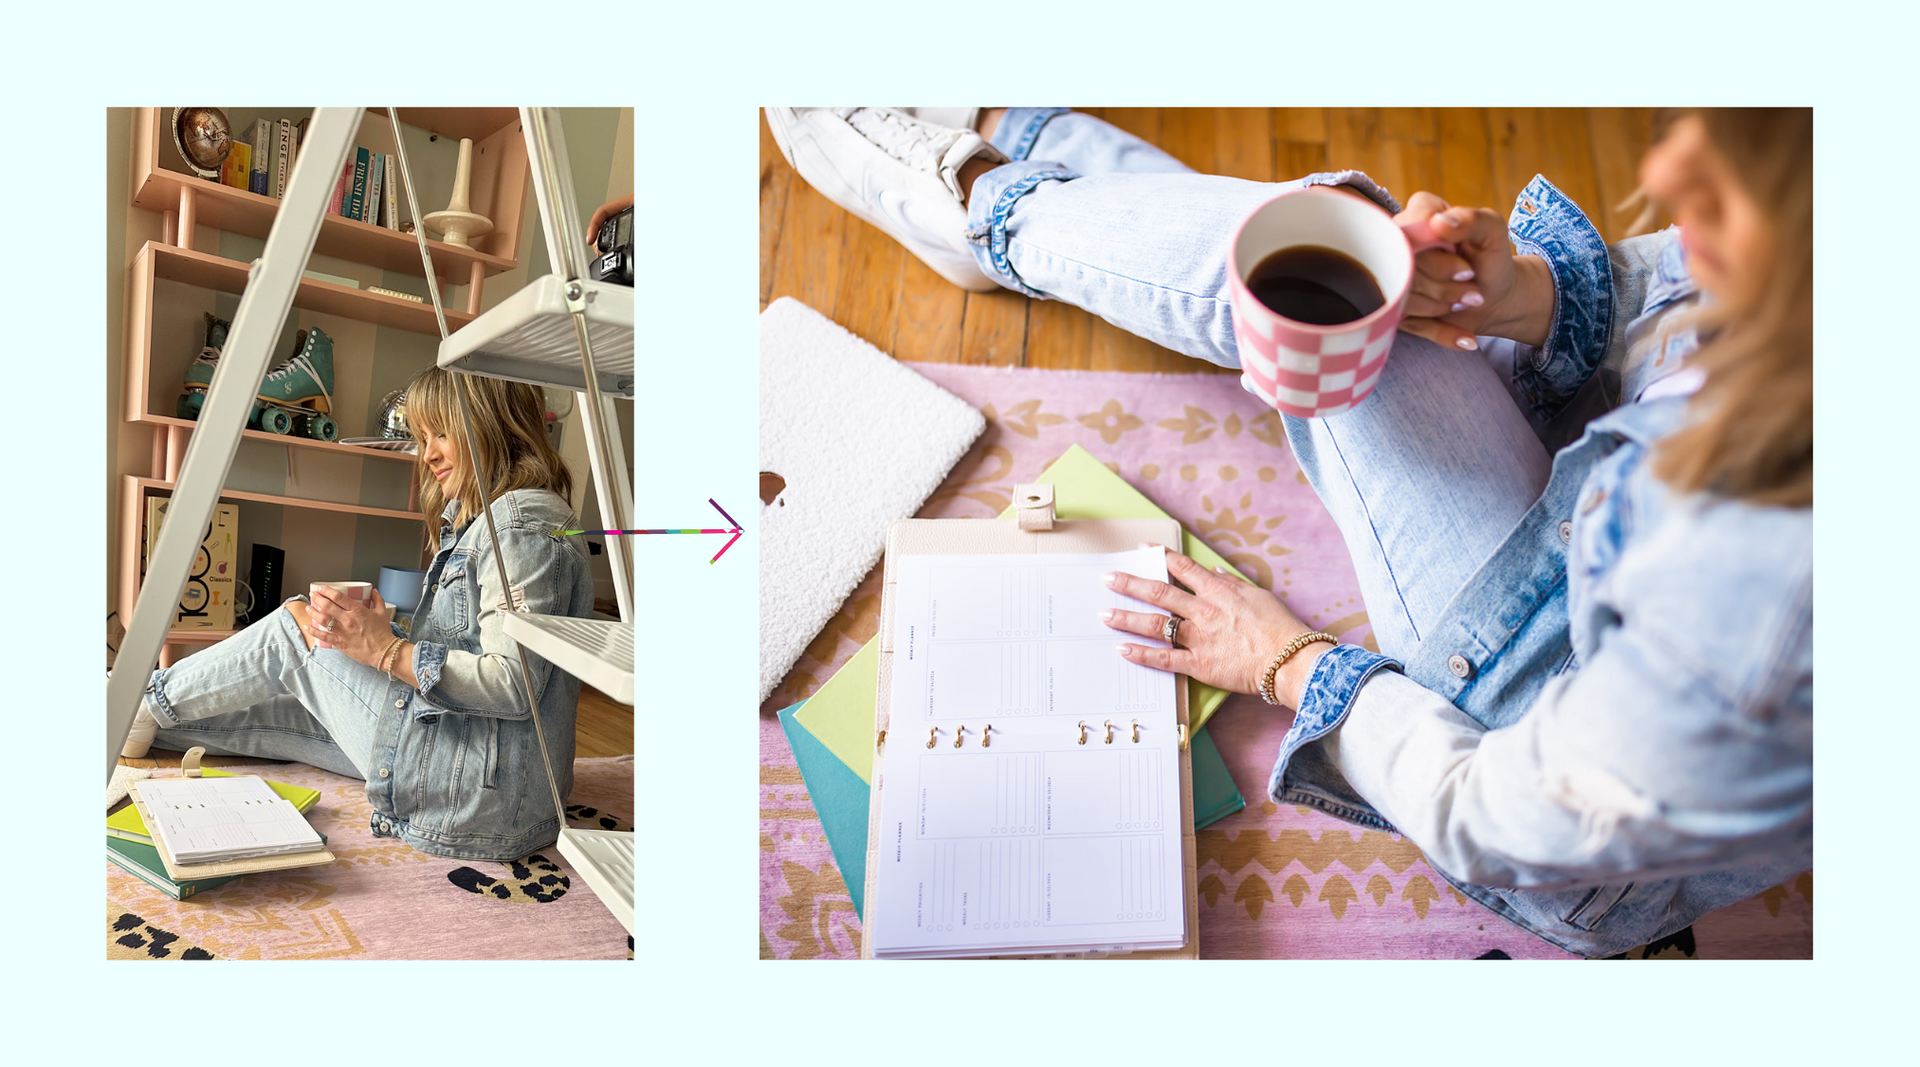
[108,769,321,845]
[107,836,237,900]
[108,829,329,900]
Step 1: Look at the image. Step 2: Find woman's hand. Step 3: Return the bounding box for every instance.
[306,587,397,667]
[1101,544,1326,705]
[1394,191,1557,351]
[586,193,633,252]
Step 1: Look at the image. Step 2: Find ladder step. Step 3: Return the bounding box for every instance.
[556,828,633,936]
[437,275,633,396]
[503,614,634,704]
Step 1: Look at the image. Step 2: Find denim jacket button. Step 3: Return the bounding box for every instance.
[378,767,391,778]
[1447,654,1473,679]
[1558,519,1574,545]
[394,698,406,708]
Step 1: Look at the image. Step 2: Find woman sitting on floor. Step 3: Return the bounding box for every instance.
[121,368,595,863]
[767,106,1812,957]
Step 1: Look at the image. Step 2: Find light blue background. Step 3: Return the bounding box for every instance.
[5,1,1907,1062]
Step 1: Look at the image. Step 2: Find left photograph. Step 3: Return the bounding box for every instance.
[105,107,637,960]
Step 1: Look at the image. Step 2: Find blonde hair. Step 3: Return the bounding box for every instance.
[405,368,575,546]
[1640,108,1813,509]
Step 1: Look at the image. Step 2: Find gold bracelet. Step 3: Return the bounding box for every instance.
[1258,631,1340,706]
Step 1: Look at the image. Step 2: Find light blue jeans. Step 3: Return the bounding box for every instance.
[144,600,389,781]
[964,108,1551,654]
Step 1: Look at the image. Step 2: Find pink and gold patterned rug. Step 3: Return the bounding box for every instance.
[109,756,634,960]
[759,363,1812,959]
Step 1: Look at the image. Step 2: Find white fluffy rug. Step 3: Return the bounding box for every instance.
[758,298,984,702]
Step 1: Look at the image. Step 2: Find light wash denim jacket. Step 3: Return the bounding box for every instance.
[365,488,593,861]
[1271,176,1813,957]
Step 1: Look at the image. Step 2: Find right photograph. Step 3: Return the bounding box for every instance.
[758,108,1811,960]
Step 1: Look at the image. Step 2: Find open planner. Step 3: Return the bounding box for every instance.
[863,485,1199,959]
[129,774,328,875]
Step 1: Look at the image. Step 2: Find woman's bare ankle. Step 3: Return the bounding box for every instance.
[977,107,1007,142]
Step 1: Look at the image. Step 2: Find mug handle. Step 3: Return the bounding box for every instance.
[1397,217,1457,257]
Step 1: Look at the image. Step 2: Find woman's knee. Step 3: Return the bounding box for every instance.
[283,601,318,650]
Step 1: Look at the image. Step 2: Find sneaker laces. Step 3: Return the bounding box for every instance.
[841,107,967,175]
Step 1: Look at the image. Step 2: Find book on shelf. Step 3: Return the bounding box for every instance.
[220,142,251,191]
[302,269,360,289]
[365,151,384,225]
[274,118,293,199]
[330,157,351,216]
[383,159,401,229]
[345,147,370,221]
[249,119,271,196]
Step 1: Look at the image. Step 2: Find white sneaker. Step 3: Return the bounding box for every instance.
[121,706,158,760]
[900,107,980,131]
[114,668,159,759]
[765,107,1007,292]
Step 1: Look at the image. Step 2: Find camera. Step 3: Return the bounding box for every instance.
[589,206,633,286]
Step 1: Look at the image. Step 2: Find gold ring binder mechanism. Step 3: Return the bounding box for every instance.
[863,483,1200,959]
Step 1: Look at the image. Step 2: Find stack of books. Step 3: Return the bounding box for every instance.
[106,768,326,900]
[327,145,406,230]
[211,117,408,233]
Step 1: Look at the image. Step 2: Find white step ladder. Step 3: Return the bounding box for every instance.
[430,108,635,934]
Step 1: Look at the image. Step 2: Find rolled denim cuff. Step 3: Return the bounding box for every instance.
[1266,643,1402,823]
[991,107,1073,162]
[965,160,1081,297]
[1505,174,1614,422]
[1297,169,1402,215]
[410,639,448,715]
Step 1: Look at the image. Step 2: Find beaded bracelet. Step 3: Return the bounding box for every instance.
[1258,631,1340,706]
[378,636,407,678]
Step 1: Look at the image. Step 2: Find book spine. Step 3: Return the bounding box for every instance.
[329,158,348,216]
[385,162,400,228]
[250,119,271,196]
[275,119,292,198]
[366,152,384,227]
[220,142,251,190]
[345,147,369,221]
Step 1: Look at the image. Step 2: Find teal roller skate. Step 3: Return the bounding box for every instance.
[178,324,338,442]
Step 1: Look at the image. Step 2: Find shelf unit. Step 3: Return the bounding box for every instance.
[129,107,526,309]
[117,107,532,667]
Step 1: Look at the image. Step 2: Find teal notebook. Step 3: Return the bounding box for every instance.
[780,698,1244,921]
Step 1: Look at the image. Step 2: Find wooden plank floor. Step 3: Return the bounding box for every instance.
[761,108,1661,372]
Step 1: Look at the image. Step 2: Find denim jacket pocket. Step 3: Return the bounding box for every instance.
[1561,881,1636,931]
[433,550,475,634]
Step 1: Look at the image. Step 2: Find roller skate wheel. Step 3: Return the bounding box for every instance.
[177,392,205,419]
[297,414,338,442]
[256,406,294,435]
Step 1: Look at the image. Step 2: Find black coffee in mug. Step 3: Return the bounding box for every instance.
[1245,244,1386,325]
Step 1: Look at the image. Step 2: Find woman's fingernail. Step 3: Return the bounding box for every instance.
[1452,268,1474,282]
[1456,336,1479,351]
[1461,291,1484,308]
[1102,572,1117,586]
[1100,609,1115,622]
[1117,644,1133,657]
[1450,301,1468,313]
[1435,214,1460,228]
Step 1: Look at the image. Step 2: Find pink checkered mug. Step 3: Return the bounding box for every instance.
[1228,187,1451,418]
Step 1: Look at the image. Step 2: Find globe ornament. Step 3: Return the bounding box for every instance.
[171,108,232,180]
